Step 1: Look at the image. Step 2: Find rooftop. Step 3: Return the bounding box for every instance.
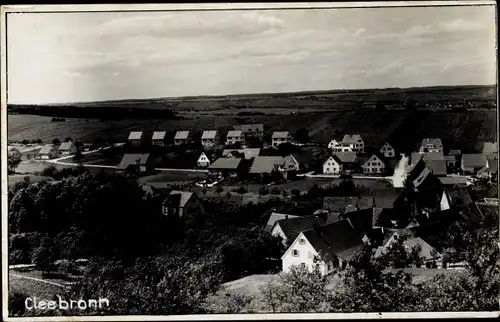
[426,159,447,176]
[265,212,299,232]
[341,134,363,145]
[276,215,325,242]
[58,141,74,151]
[222,148,261,160]
[272,131,291,139]
[208,157,242,170]
[163,190,194,208]
[239,124,264,133]
[174,131,190,140]
[128,131,143,140]
[152,131,167,140]
[202,130,218,139]
[227,130,244,137]
[462,154,487,168]
[117,153,151,169]
[332,151,357,163]
[249,156,285,174]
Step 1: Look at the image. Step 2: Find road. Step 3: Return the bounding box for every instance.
[9,273,71,288]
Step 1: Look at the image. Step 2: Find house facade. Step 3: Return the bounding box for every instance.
[283,155,300,172]
[239,124,264,140]
[58,141,77,155]
[152,131,167,146]
[341,134,364,153]
[201,130,220,148]
[162,191,204,217]
[323,155,343,174]
[420,138,443,153]
[362,154,386,174]
[272,132,292,147]
[380,142,395,158]
[174,131,191,145]
[197,152,211,168]
[461,154,487,174]
[117,153,154,173]
[128,131,144,146]
[327,139,340,150]
[226,130,245,146]
[36,145,59,160]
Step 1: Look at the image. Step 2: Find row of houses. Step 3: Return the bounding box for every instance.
[266,157,482,275]
[33,141,77,160]
[127,124,293,148]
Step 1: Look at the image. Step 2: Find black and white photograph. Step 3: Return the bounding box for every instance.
[2,2,499,319]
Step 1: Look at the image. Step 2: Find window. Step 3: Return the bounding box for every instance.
[292,249,299,257]
[308,251,314,258]
[301,263,306,269]
[299,238,306,245]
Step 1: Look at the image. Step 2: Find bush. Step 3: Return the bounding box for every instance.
[271,188,281,196]
[259,187,269,196]
[9,292,28,317]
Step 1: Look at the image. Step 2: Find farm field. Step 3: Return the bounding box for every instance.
[8,110,496,155]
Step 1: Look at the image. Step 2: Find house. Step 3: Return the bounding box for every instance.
[272,131,292,147]
[58,141,77,155]
[362,153,388,174]
[341,134,364,153]
[461,154,487,174]
[174,131,191,145]
[481,141,498,155]
[128,131,144,146]
[419,138,443,153]
[264,212,299,232]
[237,124,264,140]
[281,220,365,276]
[332,145,354,152]
[201,130,220,148]
[283,154,300,172]
[197,152,211,168]
[323,196,374,215]
[162,190,204,217]
[322,155,343,174]
[327,139,341,150]
[208,157,242,176]
[117,153,154,173]
[140,184,160,200]
[333,152,358,169]
[249,156,285,175]
[152,131,167,146]
[410,151,444,166]
[222,148,261,160]
[226,130,245,146]
[271,215,325,245]
[426,159,447,176]
[444,155,457,168]
[36,145,59,160]
[379,142,396,158]
[478,154,498,181]
[449,149,461,156]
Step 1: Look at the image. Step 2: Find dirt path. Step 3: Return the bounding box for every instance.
[9,273,70,288]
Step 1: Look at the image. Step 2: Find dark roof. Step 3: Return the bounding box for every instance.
[238,124,264,133]
[346,208,374,235]
[427,159,447,176]
[276,215,325,242]
[462,154,487,168]
[447,187,473,206]
[303,220,365,261]
[438,176,469,186]
[487,156,498,173]
[333,152,357,163]
[117,153,151,169]
[323,196,374,212]
[370,188,404,208]
[249,156,284,174]
[265,213,299,232]
[208,158,242,170]
[166,190,194,208]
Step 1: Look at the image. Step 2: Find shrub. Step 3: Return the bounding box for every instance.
[9,292,28,317]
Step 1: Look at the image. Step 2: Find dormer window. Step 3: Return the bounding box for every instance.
[292,249,299,257]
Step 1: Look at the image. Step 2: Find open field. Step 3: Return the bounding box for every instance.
[8,109,496,155]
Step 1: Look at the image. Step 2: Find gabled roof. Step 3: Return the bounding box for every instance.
[117,153,151,169]
[323,196,373,212]
[323,155,343,167]
[227,130,243,137]
[222,148,261,159]
[249,156,284,174]
[275,215,325,242]
[482,142,498,155]
[411,152,444,165]
[58,141,74,151]
[201,130,218,139]
[427,159,447,176]
[174,131,190,140]
[370,188,404,208]
[403,237,440,260]
[421,138,443,148]
[239,124,264,133]
[152,131,166,140]
[208,158,242,170]
[449,149,461,156]
[462,154,487,168]
[38,145,55,154]
[164,190,194,208]
[303,220,365,261]
[265,212,299,232]
[447,187,473,206]
[438,176,469,186]
[362,152,388,167]
[341,134,363,145]
[333,151,357,163]
[128,131,143,140]
[272,131,291,139]
[345,208,375,235]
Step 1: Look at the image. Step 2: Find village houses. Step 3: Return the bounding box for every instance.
[361,153,388,174]
[128,131,144,146]
[282,154,300,172]
[208,157,242,177]
[235,124,264,140]
[341,134,364,153]
[420,138,443,153]
[58,141,77,155]
[152,131,167,146]
[226,130,245,146]
[222,148,260,160]
[197,152,211,168]
[272,131,292,147]
[379,141,396,158]
[36,145,59,160]
[327,139,341,150]
[117,153,154,173]
[174,131,191,146]
[162,190,204,217]
[201,130,220,148]
[461,154,488,174]
[322,155,343,174]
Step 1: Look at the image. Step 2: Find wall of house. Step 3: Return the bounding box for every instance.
[323,158,342,174]
[282,235,321,274]
[381,145,395,158]
[271,224,288,245]
[183,196,204,217]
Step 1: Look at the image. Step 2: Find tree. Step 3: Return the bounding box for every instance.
[271,187,281,197]
[32,235,57,273]
[21,139,29,145]
[215,186,224,196]
[259,187,269,197]
[9,292,28,317]
[405,99,416,111]
[73,151,84,161]
[205,290,255,313]
[282,189,289,201]
[64,137,73,142]
[291,189,301,200]
[52,138,61,145]
[294,128,310,143]
[8,153,22,173]
[375,101,386,111]
[235,186,247,201]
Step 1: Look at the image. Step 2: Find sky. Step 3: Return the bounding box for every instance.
[6,4,497,104]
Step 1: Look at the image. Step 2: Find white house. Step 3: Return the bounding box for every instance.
[327,139,340,150]
[197,152,211,168]
[128,131,144,146]
[201,130,220,148]
[283,154,300,172]
[379,142,395,158]
[281,220,364,276]
[341,134,364,153]
[322,155,343,174]
[362,153,387,174]
[420,138,443,153]
[272,131,292,147]
[226,130,245,146]
[152,131,167,146]
[58,141,77,155]
[36,145,59,160]
[174,131,191,145]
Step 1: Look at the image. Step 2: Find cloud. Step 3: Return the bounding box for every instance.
[441,18,486,32]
